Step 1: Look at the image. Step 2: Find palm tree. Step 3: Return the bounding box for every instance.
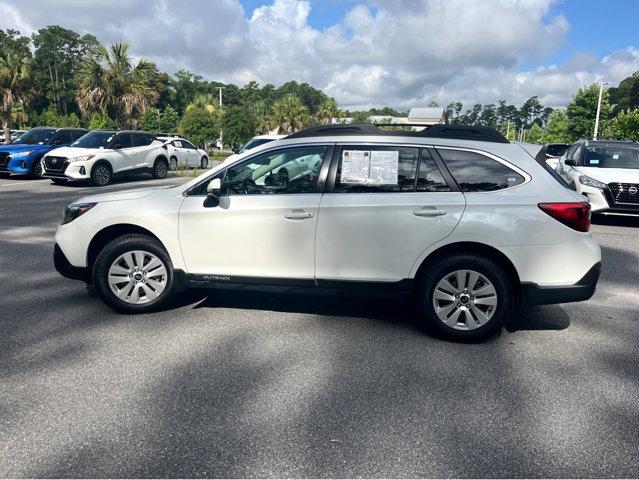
[75,42,159,128]
[186,94,222,116]
[316,99,343,125]
[0,44,32,143]
[270,94,311,134]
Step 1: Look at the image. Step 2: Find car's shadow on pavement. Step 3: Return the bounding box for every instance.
[167,286,571,336]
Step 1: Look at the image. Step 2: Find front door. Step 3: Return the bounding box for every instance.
[315,145,466,283]
[179,144,330,280]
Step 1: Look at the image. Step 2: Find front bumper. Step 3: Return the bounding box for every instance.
[521,262,601,306]
[54,243,89,282]
[580,185,639,215]
[0,155,34,174]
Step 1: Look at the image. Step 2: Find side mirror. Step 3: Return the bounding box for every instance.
[203,178,222,208]
[565,159,576,166]
[232,147,239,154]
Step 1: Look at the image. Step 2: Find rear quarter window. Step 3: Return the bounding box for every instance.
[438,149,526,192]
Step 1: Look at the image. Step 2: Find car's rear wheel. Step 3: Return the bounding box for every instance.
[153,158,168,179]
[416,254,514,341]
[93,234,176,313]
[169,157,178,171]
[91,163,112,186]
[200,156,208,169]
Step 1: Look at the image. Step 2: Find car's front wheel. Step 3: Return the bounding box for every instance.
[32,160,44,178]
[91,163,112,186]
[416,254,514,341]
[93,234,176,313]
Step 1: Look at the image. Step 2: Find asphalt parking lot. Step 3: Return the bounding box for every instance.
[1,175,638,478]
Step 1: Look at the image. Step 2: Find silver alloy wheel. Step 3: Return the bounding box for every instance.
[432,269,498,330]
[94,165,110,185]
[155,161,167,177]
[169,157,177,170]
[107,250,168,305]
[34,161,43,178]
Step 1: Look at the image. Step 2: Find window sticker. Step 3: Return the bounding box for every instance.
[613,153,619,160]
[341,150,370,184]
[369,150,399,185]
[590,159,600,165]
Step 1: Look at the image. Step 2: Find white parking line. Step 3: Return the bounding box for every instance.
[0,182,30,187]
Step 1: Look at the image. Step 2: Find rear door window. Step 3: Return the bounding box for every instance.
[334,146,419,193]
[438,149,525,192]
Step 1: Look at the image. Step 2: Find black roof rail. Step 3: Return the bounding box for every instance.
[286,123,510,143]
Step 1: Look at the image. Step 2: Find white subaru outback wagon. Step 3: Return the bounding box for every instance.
[53,124,601,341]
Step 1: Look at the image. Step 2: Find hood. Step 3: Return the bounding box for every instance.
[74,184,180,204]
[577,166,639,184]
[45,146,103,158]
[0,143,50,153]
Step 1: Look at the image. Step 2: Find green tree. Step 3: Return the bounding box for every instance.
[158,105,180,133]
[316,99,343,125]
[0,29,33,142]
[525,123,545,144]
[607,108,639,141]
[608,72,639,115]
[270,94,311,134]
[350,111,372,124]
[140,108,160,132]
[88,110,116,130]
[566,84,612,141]
[75,42,159,128]
[31,25,98,115]
[178,107,218,148]
[543,109,570,143]
[222,105,257,149]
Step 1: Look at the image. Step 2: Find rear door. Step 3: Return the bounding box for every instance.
[131,133,156,168]
[315,144,466,283]
[181,140,199,167]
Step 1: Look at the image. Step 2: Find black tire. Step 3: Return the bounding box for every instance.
[200,156,208,169]
[91,163,112,186]
[153,158,168,179]
[416,254,514,342]
[92,234,176,313]
[30,160,44,179]
[169,157,178,171]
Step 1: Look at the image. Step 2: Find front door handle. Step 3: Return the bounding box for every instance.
[284,210,314,220]
[413,206,447,217]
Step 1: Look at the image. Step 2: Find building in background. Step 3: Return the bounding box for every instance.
[334,107,444,126]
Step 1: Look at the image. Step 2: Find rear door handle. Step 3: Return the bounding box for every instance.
[413,206,447,217]
[284,210,314,220]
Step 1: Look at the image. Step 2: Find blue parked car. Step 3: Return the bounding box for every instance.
[0,127,88,178]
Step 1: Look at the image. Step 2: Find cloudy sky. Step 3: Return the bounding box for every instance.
[1,0,638,110]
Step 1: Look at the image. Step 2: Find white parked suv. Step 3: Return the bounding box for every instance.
[42,130,169,186]
[158,136,208,170]
[556,139,639,216]
[53,124,601,341]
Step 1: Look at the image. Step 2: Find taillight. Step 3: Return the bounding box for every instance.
[538,202,591,232]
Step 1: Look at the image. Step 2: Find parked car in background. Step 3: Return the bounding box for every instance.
[238,135,285,153]
[536,143,569,169]
[556,139,639,216]
[158,136,208,170]
[0,127,87,177]
[0,129,27,145]
[53,123,600,341]
[41,130,169,186]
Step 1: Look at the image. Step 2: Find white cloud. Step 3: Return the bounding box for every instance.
[1,0,637,109]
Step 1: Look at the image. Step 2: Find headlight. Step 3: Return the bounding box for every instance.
[61,202,97,225]
[9,150,34,158]
[578,175,607,189]
[68,154,95,163]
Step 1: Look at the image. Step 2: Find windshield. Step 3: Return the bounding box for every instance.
[12,129,56,145]
[71,131,115,149]
[583,145,639,169]
[239,138,275,153]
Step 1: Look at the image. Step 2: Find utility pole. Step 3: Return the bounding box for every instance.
[217,86,224,150]
[593,82,609,140]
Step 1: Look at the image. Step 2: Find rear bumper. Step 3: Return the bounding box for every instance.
[522,262,601,306]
